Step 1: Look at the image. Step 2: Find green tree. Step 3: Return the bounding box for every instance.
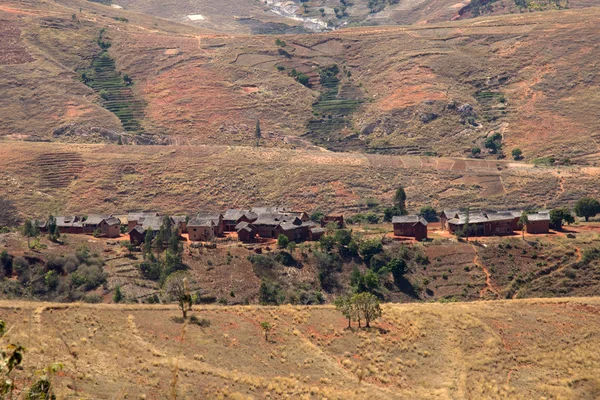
[113,285,123,303]
[574,197,600,222]
[165,271,193,319]
[393,186,407,215]
[47,215,60,242]
[260,321,272,341]
[471,147,481,157]
[550,207,574,230]
[351,292,382,328]
[512,148,523,160]
[22,219,35,247]
[358,239,383,265]
[0,250,12,278]
[143,229,153,257]
[518,212,529,240]
[484,133,502,154]
[388,258,408,284]
[419,206,438,222]
[334,294,357,328]
[310,211,324,223]
[277,234,289,249]
[255,119,262,147]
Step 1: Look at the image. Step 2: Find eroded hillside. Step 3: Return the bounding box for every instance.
[1,0,600,163]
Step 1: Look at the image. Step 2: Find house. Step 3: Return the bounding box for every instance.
[526,213,550,234]
[129,225,146,246]
[392,215,428,241]
[275,221,310,242]
[235,222,257,243]
[223,210,258,231]
[321,214,344,228]
[100,217,121,238]
[54,216,84,234]
[83,214,112,235]
[281,211,310,222]
[440,210,461,231]
[195,213,224,236]
[128,216,163,245]
[253,213,302,239]
[447,210,517,237]
[170,215,188,235]
[188,218,215,242]
[309,226,325,241]
[127,212,160,232]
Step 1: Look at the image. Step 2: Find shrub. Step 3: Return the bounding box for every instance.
[512,148,523,160]
[139,260,162,281]
[277,234,289,249]
[248,254,275,269]
[71,264,107,291]
[314,251,342,291]
[83,293,102,303]
[419,206,438,222]
[275,251,295,266]
[358,239,383,265]
[258,280,282,305]
[189,315,211,327]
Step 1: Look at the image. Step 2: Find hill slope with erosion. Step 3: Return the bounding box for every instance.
[2,298,600,398]
[1,0,600,162]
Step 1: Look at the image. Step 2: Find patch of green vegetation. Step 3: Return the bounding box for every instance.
[78,30,144,132]
[533,156,556,166]
[304,64,363,147]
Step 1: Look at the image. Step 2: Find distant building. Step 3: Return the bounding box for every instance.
[446,210,522,236]
[127,212,160,232]
[128,216,163,245]
[392,215,428,241]
[170,215,188,236]
[235,222,257,243]
[188,218,215,242]
[525,213,550,234]
[100,217,121,238]
[223,210,258,231]
[309,226,325,241]
[82,214,112,235]
[195,212,224,237]
[54,216,84,234]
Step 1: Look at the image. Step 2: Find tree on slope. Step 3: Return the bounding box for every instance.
[165,271,193,319]
[519,212,529,240]
[574,197,600,222]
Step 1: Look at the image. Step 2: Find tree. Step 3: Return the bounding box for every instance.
[113,285,123,303]
[255,119,261,147]
[393,186,407,215]
[351,292,382,328]
[518,212,529,240]
[574,197,600,222]
[47,215,60,242]
[334,294,356,329]
[512,148,523,160]
[277,234,289,249]
[550,207,574,230]
[0,250,12,278]
[358,239,383,266]
[419,206,438,222]
[388,258,408,284]
[310,211,324,223]
[260,322,272,341]
[471,147,481,157]
[484,132,502,154]
[165,271,193,319]
[22,219,36,247]
[143,229,153,257]
[168,227,182,255]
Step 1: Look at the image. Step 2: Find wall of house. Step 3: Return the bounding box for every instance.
[393,223,414,237]
[189,227,211,241]
[526,221,549,234]
[414,224,427,241]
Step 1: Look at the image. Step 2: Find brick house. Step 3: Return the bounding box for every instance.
[195,213,224,237]
[525,213,550,234]
[128,216,162,245]
[54,216,84,234]
[82,214,112,235]
[223,210,258,231]
[188,218,215,242]
[127,212,160,232]
[392,215,428,241]
[235,222,257,242]
[170,215,188,236]
[100,217,121,238]
[309,226,325,241]
[440,210,460,231]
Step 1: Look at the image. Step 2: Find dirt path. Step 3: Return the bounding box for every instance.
[471,244,500,298]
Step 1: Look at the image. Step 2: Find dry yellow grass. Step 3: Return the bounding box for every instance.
[2,298,600,399]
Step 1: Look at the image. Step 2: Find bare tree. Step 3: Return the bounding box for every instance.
[165,271,193,319]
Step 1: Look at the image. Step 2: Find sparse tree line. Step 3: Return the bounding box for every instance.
[335,292,382,328]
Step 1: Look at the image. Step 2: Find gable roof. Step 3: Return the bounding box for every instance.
[129,225,146,235]
[127,212,159,221]
[527,212,550,222]
[392,215,428,226]
[195,213,222,224]
[83,214,112,226]
[103,217,121,226]
[170,215,187,225]
[141,216,163,231]
[223,209,249,221]
[188,218,215,228]
[56,216,82,228]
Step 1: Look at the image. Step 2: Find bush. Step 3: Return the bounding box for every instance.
[314,251,342,291]
[275,251,295,266]
[13,257,29,280]
[248,254,275,269]
[277,234,289,249]
[419,206,438,222]
[512,148,523,160]
[83,293,102,303]
[46,256,66,273]
[139,260,162,281]
[358,239,383,265]
[189,315,211,327]
[0,250,12,278]
[258,280,282,305]
[71,264,107,291]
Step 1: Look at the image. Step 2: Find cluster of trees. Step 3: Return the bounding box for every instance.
[288,69,310,87]
[334,292,382,328]
[139,217,187,285]
[367,0,399,13]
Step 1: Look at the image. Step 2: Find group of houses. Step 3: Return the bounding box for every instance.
[39,208,344,245]
[392,209,551,241]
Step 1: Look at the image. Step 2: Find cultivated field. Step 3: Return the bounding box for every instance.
[2,298,600,399]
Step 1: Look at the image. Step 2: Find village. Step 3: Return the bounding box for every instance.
[35,206,558,246]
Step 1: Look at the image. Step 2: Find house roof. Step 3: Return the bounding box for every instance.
[84,214,112,226]
[392,215,428,226]
[485,212,516,222]
[55,216,78,227]
[127,212,159,221]
[235,221,254,231]
[141,216,163,231]
[170,215,187,225]
[527,213,550,222]
[195,213,222,224]
[442,209,461,219]
[310,227,325,234]
[223,209,249,221]
[279,221,302,231]
[103,217,121,226]
[188,218,215,228]
[129,225,145,235]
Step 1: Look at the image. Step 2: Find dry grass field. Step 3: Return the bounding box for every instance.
[3,298,600,399]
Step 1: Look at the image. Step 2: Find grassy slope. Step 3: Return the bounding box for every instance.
[3,141,600,218]
[2,298,600,398]
[2,2,600,162]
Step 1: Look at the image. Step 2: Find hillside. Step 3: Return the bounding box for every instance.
[2,141,600,219]
[1,0,600,163]
[2,298,600,398]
